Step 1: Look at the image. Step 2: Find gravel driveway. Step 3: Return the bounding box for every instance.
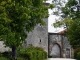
[46,58,76,60]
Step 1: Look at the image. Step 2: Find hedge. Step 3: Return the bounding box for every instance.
[18,46,47,60]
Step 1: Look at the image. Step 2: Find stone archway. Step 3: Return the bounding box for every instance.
[50,43,61,58]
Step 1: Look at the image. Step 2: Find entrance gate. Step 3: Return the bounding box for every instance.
[50,44,61,58]
[48,33,62,58]
[48,33,72,58]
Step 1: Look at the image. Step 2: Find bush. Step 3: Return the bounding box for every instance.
[18,46,47,60]
[0,52,3,57]
[0,57,8,60]
[0,46,47,60]
[17,57,25,60]
[0,52,12,60]
[2,52,12,58]
[74,48,80,60]
[77,52,80,60]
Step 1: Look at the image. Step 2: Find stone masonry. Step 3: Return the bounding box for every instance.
[25,18,48,52]
[48,33,74,58]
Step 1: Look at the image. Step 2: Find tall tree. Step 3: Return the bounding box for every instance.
[0,0,50,59]
[53,0,80,49]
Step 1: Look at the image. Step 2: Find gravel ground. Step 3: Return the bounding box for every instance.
[46,58,76,60]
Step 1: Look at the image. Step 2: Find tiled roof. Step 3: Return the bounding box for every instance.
[58,30,67,34]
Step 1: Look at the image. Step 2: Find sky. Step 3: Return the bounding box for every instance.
[48,9,64,33]
[46,0,65,33]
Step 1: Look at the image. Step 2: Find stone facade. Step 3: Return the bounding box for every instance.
[25,18,48,52]
[25,18,74,58]
[48,33,74,58]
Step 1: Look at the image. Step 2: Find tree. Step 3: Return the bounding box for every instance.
[53,0,80,49]
[0,0,50,59]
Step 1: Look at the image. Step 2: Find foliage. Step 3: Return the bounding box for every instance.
[53,0,80,49]
[18,46,47,60]
[17,57,25,60]
[76,52,80,60]
[0,0,50,59]
[53,18,73,28]
[0,52,3,57]
[0,57,8,60]
[0,0,49,47]
[74,48,80,60]
[49,4,54,9]
[67,20,80,48]
[52,0,67,16]
[0,47,47,60]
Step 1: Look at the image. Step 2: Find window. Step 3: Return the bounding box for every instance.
[39,39,41,44]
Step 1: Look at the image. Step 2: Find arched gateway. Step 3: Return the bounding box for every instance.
[50,43,61,58]
[48,33,73,58]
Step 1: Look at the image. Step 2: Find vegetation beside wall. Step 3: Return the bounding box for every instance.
[0,46,47,60]
[0,57,8,60]
[74,48,80,60]
[18,46,47,60]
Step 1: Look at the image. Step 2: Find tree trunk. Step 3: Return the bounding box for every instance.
[12,46,17,60]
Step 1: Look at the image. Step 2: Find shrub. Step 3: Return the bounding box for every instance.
[74,48,80,59]
[0,46,47,60]
[77,52,80,60]
[18,46,47,60]
[0,57,8,60]
[0,52,3,57]
[17,57,25,60]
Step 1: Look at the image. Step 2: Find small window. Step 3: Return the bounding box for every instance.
[38,24,42,27]
[40,39,41,42]
[40,24,42,27]
[39,39,41,44]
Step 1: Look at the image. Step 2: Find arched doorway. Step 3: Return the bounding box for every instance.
[50,43,61,58]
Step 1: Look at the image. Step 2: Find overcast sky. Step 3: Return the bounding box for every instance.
[47,0,64,33]
[48,9,64,33]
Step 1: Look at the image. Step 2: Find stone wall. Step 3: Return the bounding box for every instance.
[48,33,73,58]
[25,18,48,52]
[0,41,11,52]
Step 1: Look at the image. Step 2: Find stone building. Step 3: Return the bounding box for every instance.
[25,18,74,58]
[0,17,74,58]
[48,33,74,58]
[0,1,74,58]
